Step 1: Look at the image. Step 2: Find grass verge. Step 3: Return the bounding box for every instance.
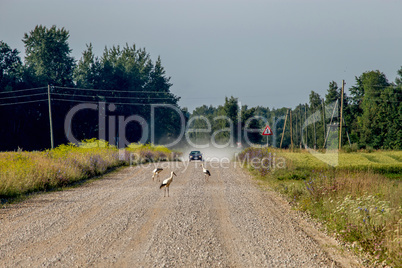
[0,139,181,204]
[238,148,401,267]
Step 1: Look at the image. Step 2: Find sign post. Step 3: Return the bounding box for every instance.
[262,125,273,147]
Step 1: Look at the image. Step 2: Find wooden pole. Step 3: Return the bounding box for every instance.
[295,110,298,149]
[47,84,54,149]
[280,110,288,149]
[299,105,302,148]
[339,80,345,150]
[322,98,326,149]
[313,108,316,149]
[290,109,293,150]
[305,104,308,148]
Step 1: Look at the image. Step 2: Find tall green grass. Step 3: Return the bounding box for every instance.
[280,150,402,175]
[0,139,180,200]
[238,148,402,267]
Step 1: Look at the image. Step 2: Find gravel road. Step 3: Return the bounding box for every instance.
[0,161,361,267]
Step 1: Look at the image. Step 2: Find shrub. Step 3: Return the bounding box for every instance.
[343,143,360,153]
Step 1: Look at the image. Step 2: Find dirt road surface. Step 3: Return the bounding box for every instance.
[0,161,361,267]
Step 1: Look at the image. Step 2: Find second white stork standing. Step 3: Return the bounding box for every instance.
[152,168,163,181]
[159,171,177,197]
[201,163,211,181]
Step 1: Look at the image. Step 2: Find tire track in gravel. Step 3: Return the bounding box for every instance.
[45,166,155,267]
[61,166,148,233]
[252,176,360,267]
[0,166,140,237]
[103,161,192,267]
[69,163,181,267]
[217,162,336,267]
[221,163,360,267]
[135,162,224,267]
[208,167,247,267]
[0,165,156,267]
[6,167,146,252]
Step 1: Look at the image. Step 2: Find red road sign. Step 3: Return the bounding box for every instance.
[262,125,273,135]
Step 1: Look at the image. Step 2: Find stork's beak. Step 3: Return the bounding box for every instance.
[173,172,177,176]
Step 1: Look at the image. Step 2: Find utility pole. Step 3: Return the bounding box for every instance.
[290,109,293,150]
[305,104,308,148]
[322,98,326,149]
[280,110,288,149]
[313,107,316,149]
[295,110,298,149]
[47,85,54,149]
[272,116,276,148]
[339,80,345,150]
[299,105,302,148]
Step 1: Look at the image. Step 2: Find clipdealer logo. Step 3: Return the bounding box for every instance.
[64,100,340,167]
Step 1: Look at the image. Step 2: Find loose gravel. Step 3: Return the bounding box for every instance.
[0,161,361,267]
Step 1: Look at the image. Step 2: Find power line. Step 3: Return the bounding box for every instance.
[0,86,179,105]
[51,92,176,100]
[0,92,47,101]
[0,87,47,95]
[57,86,175,94]
[53,92,220,100]
[0,99,48,106]
[51,98,178,106]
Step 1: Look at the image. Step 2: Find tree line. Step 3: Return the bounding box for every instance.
[188,70,401,150]
[0,25,185,150]
[302,70,402,150]
[1,25,401,151]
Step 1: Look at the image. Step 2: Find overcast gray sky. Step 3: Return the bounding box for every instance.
[1,0,401,111]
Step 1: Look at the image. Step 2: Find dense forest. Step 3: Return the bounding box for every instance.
[1,25,401,151]
[0,25,185,150]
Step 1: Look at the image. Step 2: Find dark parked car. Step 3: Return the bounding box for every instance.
[189,151,202,161]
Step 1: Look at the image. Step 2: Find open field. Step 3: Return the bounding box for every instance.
[238,148,402,267]
[280,150,402,176]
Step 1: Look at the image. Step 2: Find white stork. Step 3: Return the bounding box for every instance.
[201,163,211,181]
[152,168,163,181]
[159,171,177,197]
